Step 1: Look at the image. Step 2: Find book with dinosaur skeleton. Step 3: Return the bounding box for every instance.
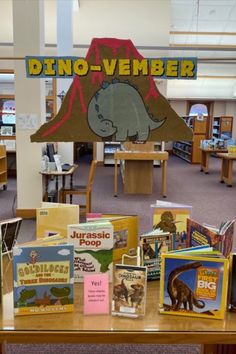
[140,229,172,280]
[151,201,192,250]
[186,218,235,258]
[159,249,229,319]
[13,240,74,316]
[112,264,147,318]
[67,221,113,282]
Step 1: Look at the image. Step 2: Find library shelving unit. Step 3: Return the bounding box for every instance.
[104,141,164,166]
[211,116,233,140]
[173,116,209,164]
[103,142,121,165]
[0,144,7,190]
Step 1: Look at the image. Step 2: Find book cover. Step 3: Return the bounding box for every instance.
[86,213,138,261]
[112,264,147,318]
[160,251,229,319]
[140,229,172,280]
[36,202,79,238]
[13,243,74,316]
[228,254,236,312]
[67,221,113,282]
[83,273,109,315]
[152,201,192,249]
[187,218,234,257]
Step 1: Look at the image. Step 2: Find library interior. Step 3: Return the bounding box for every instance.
[0,1,236,354]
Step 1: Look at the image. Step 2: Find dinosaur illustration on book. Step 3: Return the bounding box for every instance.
[74,248,113,272]
[113,278,129,302]
[50,286,71,305]
[167,261,205,311]
[88,81,166,141]
[17,288,36,306]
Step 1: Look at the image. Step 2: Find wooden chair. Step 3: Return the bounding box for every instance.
[0,217,22,259]
[60,160,97,215]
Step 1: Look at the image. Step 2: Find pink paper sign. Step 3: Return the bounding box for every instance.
[84,273,109,315]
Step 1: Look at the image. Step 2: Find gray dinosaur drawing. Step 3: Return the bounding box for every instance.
[87,81,166,141]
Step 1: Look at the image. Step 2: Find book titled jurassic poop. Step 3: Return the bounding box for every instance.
[13,238,74,316]
[112,264,147,318]
[67,221,113,282]
[159,247,229,320]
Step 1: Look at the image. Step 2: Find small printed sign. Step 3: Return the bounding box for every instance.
[83,273,109,315]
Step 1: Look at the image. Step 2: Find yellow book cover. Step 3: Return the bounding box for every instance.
[159,252,229,320]
[36,202,79,238]
[86,213,138,261]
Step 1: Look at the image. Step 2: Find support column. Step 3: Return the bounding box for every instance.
[57,0,74,165]
[13,0,45,217]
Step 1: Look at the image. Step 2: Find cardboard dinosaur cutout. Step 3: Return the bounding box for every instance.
[31,38,193,142]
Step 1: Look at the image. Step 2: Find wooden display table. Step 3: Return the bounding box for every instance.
[200,148,228,174]
[217,153,236,187]
[1,256,236,354]
[114,151,168,196]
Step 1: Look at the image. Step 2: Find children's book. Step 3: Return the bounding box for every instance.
[37,202,79,238]
[13,239,74,316]
[228,253,236,312]
[67,221,113,282]
[159,248,229,320]
[140,229,172,280]
[186,218,234,258]
[86,213,138,261]
[112,264,147,318]
[151,201,192,249]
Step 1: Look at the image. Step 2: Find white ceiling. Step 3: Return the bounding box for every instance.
[0,0,236,100]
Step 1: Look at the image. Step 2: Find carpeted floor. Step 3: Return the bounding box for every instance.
[4,343,202,354]
[0,154,235,353]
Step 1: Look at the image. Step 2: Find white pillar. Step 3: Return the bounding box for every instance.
[13,0,45,215]
[57,0,74,164]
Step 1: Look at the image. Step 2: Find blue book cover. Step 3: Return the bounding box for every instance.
[13,243,74,315]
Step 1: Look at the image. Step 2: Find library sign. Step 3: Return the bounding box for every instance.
[29,38,194,143]
[25,56,197,79]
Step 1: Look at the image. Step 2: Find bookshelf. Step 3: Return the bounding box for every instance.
[211,116,233,140]
[104,141,164,166]
[0,144,7,190]
[173,116,209,164]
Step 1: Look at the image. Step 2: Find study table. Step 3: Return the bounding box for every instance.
[217,153,236,187]
[1,257,236,354]
[40,164,78,202]
[200,147,228,174]
[114,151,168,196]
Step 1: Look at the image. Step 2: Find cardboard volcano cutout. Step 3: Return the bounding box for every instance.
[31,38,193,142]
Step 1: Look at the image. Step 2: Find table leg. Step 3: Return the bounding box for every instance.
[69,174,73,204]
[114,158,118,197]
[220,158,225,183]
[44,175,49,201]
[227,160,233,187]
[55,176,59,202]
[200,150,206,172]
[161,160,167,198]
[202,151,210,174]
[220,158,233,186]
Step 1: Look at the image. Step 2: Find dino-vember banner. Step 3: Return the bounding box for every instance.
[26,56,197,79]
[30,38,194,142]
